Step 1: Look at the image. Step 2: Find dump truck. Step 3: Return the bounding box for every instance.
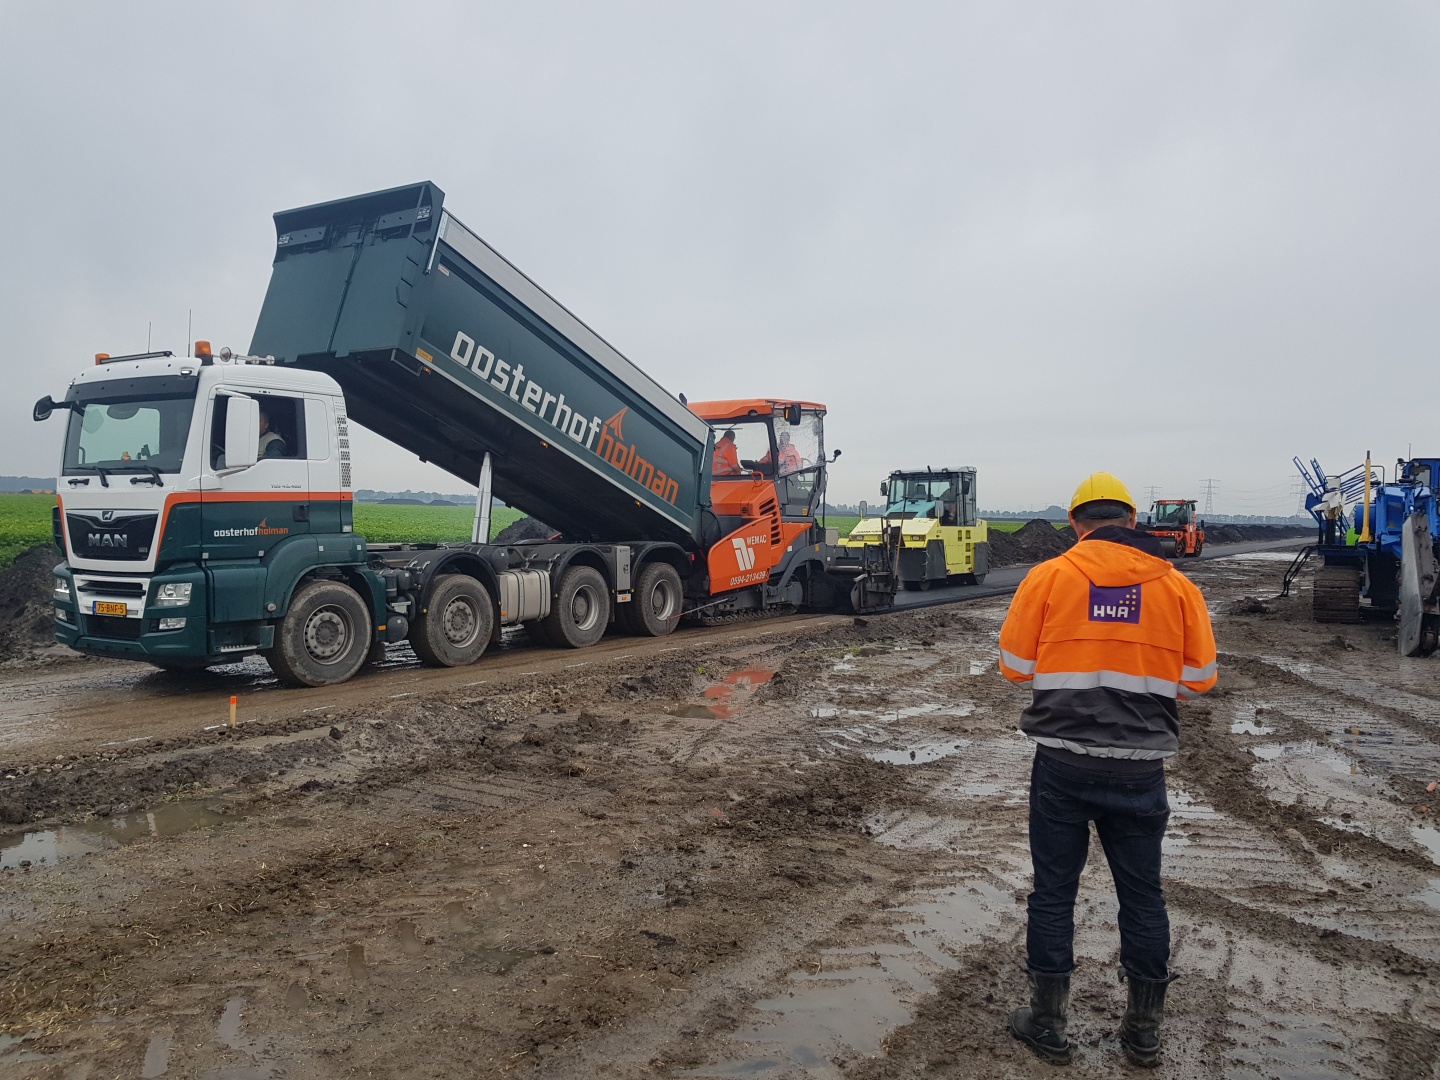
[33,181,896,686]
[840,468,988,590]
[1143,499,1204,558]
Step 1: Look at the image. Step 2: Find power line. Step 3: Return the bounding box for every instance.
[1199,478,1220,516]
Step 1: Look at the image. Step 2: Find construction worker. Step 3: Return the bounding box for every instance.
[712,429,741,476]
[998,472,1216,1068]
[760,429,803,476]
[258,404,287,459]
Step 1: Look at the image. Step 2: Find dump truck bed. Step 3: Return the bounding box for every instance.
[249,182,712,546]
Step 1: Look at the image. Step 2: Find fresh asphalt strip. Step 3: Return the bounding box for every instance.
[883,536,1310,615]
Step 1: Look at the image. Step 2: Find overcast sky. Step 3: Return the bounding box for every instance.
[2,2,1436,516]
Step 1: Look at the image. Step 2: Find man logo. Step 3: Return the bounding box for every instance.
[731,537,756,571]
[100,510,116,523]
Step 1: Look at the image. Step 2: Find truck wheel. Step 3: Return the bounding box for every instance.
[267,580,371,687]
[411,575,494,667]
[540,565,610,648]
[627,562,683,637]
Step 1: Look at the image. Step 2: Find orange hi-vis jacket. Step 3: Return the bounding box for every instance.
[998,530,1217,761]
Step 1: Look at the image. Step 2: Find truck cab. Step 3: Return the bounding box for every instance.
[38,347,363,672]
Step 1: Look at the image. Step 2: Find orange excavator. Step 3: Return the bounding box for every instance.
[688,398,895,620]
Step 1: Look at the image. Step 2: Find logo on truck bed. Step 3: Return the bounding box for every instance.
[595,409,681,504]
[448,331,681,505]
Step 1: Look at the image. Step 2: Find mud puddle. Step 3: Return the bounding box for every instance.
[687,877,1017,1077]
[0,799,238,868]
[669,667,778,719]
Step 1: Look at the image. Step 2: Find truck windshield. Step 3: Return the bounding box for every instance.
[62,386,196,475]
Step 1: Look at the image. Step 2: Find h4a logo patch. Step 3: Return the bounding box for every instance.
[1089,583,1141,623]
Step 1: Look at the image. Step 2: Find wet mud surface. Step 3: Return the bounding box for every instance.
[3,550,1440,1078]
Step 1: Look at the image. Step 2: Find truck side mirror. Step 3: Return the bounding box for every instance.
[222,395,260,471]
[33,395,57,421]
[879,481,889,498]
[859,500,868,518]
[783,403,802,426]
[831,448,842,462]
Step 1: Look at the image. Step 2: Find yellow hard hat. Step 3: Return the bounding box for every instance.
[1068,471,1136,513]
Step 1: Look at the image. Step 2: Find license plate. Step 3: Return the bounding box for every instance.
[93,601,128,617]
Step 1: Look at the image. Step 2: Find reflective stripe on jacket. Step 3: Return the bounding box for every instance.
[998,530,1217,760]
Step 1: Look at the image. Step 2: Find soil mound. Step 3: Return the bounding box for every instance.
[492,516,560,544]
[987,519,1075,568]
[0,544,62,661]
[1202,523,1310,544]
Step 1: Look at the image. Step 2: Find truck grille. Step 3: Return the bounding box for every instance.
[67,512,159,561]
[85,614,142,640]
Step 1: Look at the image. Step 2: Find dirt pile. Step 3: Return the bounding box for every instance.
[492,515,560,543]
[0,544,61,663]
[987,519,1076,567]
[1202,523,1311,543]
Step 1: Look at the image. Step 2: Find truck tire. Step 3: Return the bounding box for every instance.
[625,561,683,637]
[266,580,372,687]
[411,575,494,668]
[540,565,610,648]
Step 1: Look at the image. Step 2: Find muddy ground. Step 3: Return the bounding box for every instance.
[985,521,1311,568]
[3,550,1440,1078]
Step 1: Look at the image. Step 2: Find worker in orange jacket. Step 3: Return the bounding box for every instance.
[998,472,1216,1069]
[712,429,742,477]
[759,429,804,476]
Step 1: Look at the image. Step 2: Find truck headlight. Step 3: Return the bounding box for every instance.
[154,582,192,607]
[56,606,72,624]
[158,617,187,631]
[53,577,70,599]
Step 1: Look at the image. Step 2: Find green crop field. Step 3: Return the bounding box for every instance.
[0,497,913,571]
[0,496,538,570]
[0,493,55,568]
[352,503,526,544]
[986,519,1068,533]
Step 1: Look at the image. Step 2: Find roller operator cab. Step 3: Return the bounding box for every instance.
[1143,499,1204,558]
[840,468,989,591]
[34,182,897,687]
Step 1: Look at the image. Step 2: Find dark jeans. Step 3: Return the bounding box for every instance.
[1026,751,1171,981]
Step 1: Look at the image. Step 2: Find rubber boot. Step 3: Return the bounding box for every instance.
[1009,970,1072,1065]
[1117,970,1174,1068]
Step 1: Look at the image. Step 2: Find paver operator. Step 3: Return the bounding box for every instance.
[712,429,742,476]
[997,472,1217,1068]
